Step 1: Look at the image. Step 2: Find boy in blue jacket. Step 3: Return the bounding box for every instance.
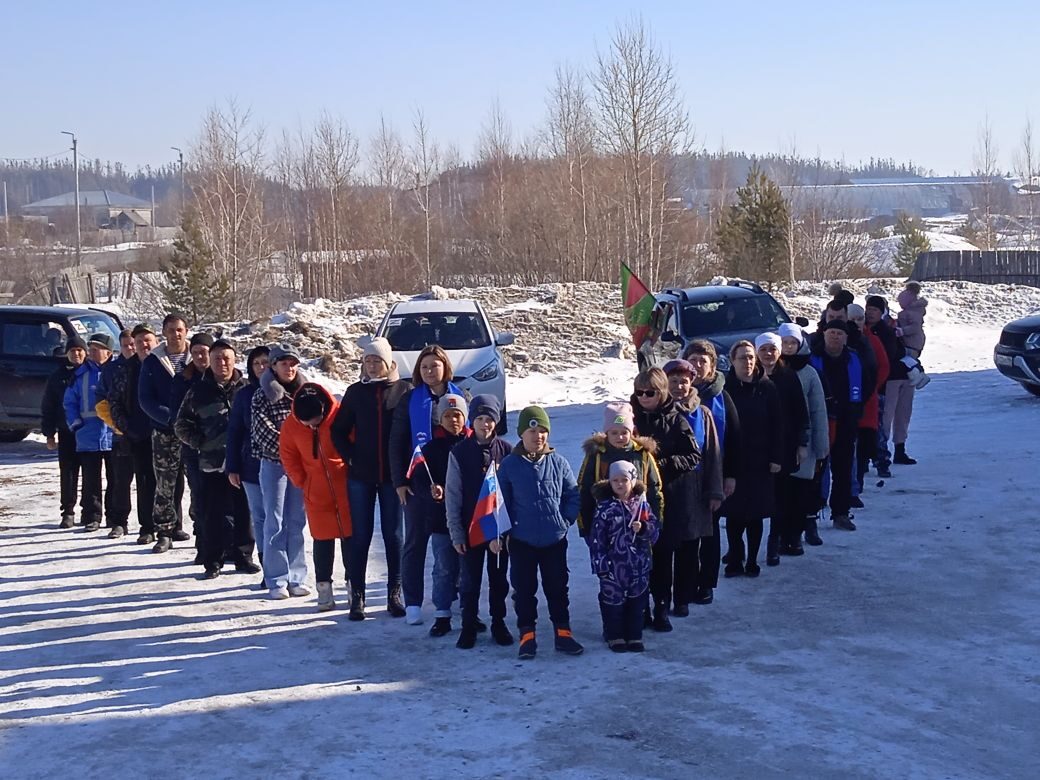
[497,405,582,659]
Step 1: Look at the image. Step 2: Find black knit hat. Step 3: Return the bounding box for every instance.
[821,320,849,333]
[190,332,215,349]
[865,295,888,312]
[210,338,236,353]
[66,335,87,352]
[293,386,328,422]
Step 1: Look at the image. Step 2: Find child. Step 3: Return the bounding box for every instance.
[497,405,582,659]
[410,394,471,637]
[896,281,928,359]
[445,394,514,649]
[576,401,663,545]
[590,461,660,652]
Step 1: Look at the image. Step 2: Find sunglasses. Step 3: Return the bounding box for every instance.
[634,389,657,398]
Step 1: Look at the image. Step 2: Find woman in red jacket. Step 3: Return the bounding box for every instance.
[849,304,890,506]
[280,383,353,612]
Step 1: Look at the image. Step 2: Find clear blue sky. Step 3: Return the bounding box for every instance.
[3,1,1037,175]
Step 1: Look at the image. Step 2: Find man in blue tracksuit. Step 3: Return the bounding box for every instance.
[64,333,115,531]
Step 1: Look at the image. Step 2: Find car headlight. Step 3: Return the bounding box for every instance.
[716,352,731,372]
[1026,332,1040,350]
[471,360,499,382]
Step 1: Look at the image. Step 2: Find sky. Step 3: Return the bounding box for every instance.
[3,1,1038,175]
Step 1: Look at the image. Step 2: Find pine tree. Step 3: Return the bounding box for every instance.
[893,214,931,276]
[714,164,791,283]
[162,212,232,326]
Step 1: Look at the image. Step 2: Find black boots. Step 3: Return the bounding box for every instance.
[456,624,478,649]
[387,585,406,617]
[349,589,366,622]
[429,617,452,637]
[804,515,823,546]
[553,626,584,655]
[766,535,781,566]
[652,604,673,633]
[894,444,917,465]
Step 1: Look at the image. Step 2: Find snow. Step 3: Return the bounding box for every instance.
[2,283,1039,777]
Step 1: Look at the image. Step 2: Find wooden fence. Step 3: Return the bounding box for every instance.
[910,250,1040,287]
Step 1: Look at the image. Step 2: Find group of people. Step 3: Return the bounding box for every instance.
[39,281,927,658]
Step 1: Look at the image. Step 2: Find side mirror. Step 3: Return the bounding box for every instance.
[795,316,810,327]
[495,332,515,347]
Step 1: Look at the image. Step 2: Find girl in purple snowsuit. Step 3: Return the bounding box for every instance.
[589,460,660,653]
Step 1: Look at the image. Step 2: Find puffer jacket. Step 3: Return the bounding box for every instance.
[63,360,113,452]
[250,367,308,462]
[174,368,246,472]
[41,361,79,437]
[331,373,411,484]
[784,342,830,480]
[498,444,580,548]
[226,382,261,484]
[721,368,783,519]
[138,345,189,433]
[589,481,660,597]
[896,290,927,354]
[279,383,351,540]
[575,433,663,538]
[859,329,890,430]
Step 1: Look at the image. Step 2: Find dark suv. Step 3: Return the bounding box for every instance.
[994,312,1040,397]
[638,280,803,372]
[0,305,123,442]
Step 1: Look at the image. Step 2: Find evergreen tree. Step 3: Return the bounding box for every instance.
[162,212,232,326]
[714,164,791,283]
[893,214,931,275]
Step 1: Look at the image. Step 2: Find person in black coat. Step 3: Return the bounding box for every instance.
[810,322,865,530]
[721,341,783,578]
[330,337,411,619]
[755,333,809,566]
[630,367,701,632]
[866,296,904,477]
[42,336,87,527]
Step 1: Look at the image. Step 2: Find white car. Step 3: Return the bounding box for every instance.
[375,299,514,431]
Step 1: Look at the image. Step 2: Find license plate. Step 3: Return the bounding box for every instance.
[995,354,1014,367]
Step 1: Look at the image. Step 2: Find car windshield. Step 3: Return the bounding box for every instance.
[383,312,491,351]
[681,296,788,336]
[70,313,121,344]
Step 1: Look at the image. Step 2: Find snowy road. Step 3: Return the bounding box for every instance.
[1,362,1038,779]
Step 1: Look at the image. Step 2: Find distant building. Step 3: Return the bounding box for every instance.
[781,177,1017,218]
[22,190,152,229]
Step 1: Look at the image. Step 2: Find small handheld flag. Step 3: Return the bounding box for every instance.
[405,444,431,481]
[468,462,512,547]
[621,262,655,350]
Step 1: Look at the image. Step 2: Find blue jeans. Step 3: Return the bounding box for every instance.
[430,532,460,617]
[259,460,307,589]
[242,480,266,562]
[347,479,403,595]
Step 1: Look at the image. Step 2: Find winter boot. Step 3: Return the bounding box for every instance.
[672,603,690,617]
[626,640,645,653]
[171,529,191,542]
[744,562,761,577]
[832,513,857,531]
[235,559,262,574]
[84,521,100,532]
[456,623,478,649]
[152,536,172,554]
[137,532,155,545]
[766,535,781,566]
[429,617,452,637]
[804,515,823,546]
[475,618,487,633]
[107,526,126,539]
[652,605,673,633]
[518,628,537,659]
[348,587,366,621]
[876,463,892,478]
[387,585,406,618]
[490,619,514,646]
[607,638,627,653]
[692,587,714,605]
[894,444,917,465]
[316,581,335,612]
[553,626,584,655]
[850,495,865,509]
[59,514,75,529]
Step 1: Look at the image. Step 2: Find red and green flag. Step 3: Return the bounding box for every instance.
[621,262,655,349]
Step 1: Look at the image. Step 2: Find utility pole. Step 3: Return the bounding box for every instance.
[2,181,8,243]
[170,146,184,217]
[61,130,81,266]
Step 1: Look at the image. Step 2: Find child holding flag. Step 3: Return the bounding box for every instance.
[408,393,472,637]
[445,394,514,649]
[576,401,663,544]
[590,460,660,652]
[497,406,582,659]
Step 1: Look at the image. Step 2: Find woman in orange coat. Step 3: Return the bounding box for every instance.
[280,383,352,612]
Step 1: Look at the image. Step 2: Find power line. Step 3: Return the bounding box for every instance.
[0,150,73,163]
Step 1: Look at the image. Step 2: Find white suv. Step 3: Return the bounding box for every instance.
[375,299,514,430]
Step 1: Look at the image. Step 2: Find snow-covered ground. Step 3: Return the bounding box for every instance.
[2,285,1039,778]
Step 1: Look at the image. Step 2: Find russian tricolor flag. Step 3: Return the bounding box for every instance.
[405,444,428,480]
[468,462,512,547]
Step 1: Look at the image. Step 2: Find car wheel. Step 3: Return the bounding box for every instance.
[0,429,30,443]
[1023,383,1040,398]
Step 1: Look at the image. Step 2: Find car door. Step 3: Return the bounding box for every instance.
[0,315,68,423]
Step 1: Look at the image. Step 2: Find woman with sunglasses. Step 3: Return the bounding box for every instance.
[630,367,701,632]
[721,341,783,578]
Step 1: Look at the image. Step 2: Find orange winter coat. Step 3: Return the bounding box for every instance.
[280,383,352,541]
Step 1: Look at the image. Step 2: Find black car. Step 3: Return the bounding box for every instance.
[994,312,1040,397]
[0,305,124,442]
[638,280,807,372]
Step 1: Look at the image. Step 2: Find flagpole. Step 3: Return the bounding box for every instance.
[493,461,501,568]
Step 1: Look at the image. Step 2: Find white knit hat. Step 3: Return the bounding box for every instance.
[362,337,393,368]
[778,323,804,344]
[754,332,782,351]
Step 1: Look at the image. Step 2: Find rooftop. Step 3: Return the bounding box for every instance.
[23,190,151,210]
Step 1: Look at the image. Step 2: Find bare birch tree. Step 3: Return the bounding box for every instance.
[408,109,441,289]
[1014,118,1037,249]
[972,116,1001,250]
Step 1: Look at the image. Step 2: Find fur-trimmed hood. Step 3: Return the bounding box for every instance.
[260,366,310,403]
[591,479,647,502]
[581,432,658,458]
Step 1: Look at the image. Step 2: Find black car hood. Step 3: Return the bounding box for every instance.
[1004,313,1040,331]
[688,329,776,353]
